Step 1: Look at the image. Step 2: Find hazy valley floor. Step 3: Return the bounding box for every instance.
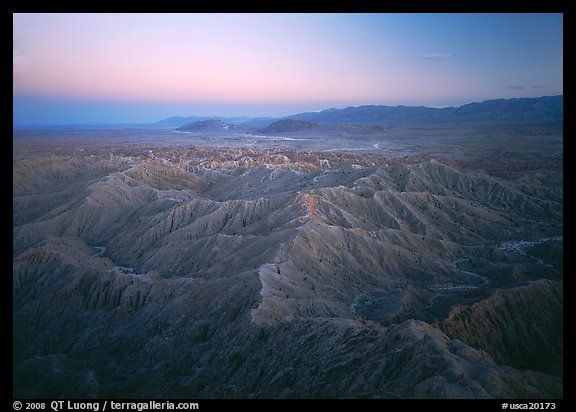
[13,125,563,398]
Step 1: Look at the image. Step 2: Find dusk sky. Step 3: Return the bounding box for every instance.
[13,13,563,125]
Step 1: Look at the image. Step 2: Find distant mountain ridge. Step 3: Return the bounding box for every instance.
[157,115,274,126]
[158,95,562,128]
[176,119,231,132]
[260,119,317,134]
[287,95,563,124]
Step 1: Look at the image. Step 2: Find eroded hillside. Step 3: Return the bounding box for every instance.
[13,141,563,398]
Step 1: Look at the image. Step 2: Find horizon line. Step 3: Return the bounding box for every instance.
[13,94,563,127]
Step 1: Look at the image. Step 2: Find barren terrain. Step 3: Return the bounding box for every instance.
[13,120,562,398]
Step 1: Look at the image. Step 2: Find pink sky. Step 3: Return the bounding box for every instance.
[13,13,562,123]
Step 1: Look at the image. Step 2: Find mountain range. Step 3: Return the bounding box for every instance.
[288,95,563,124]
[158,96,563,128]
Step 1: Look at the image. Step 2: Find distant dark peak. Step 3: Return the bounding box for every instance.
[456,95,563,118]
[177,119,230,132]
[287,95,563,124]
[261,119,317,134]
[157,115,277,126]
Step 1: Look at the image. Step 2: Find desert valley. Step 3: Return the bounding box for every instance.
[13,96,563,398]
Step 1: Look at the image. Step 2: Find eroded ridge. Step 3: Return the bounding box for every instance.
[13,142,562,398]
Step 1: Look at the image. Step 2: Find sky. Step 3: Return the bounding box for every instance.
[13,13,563,125]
